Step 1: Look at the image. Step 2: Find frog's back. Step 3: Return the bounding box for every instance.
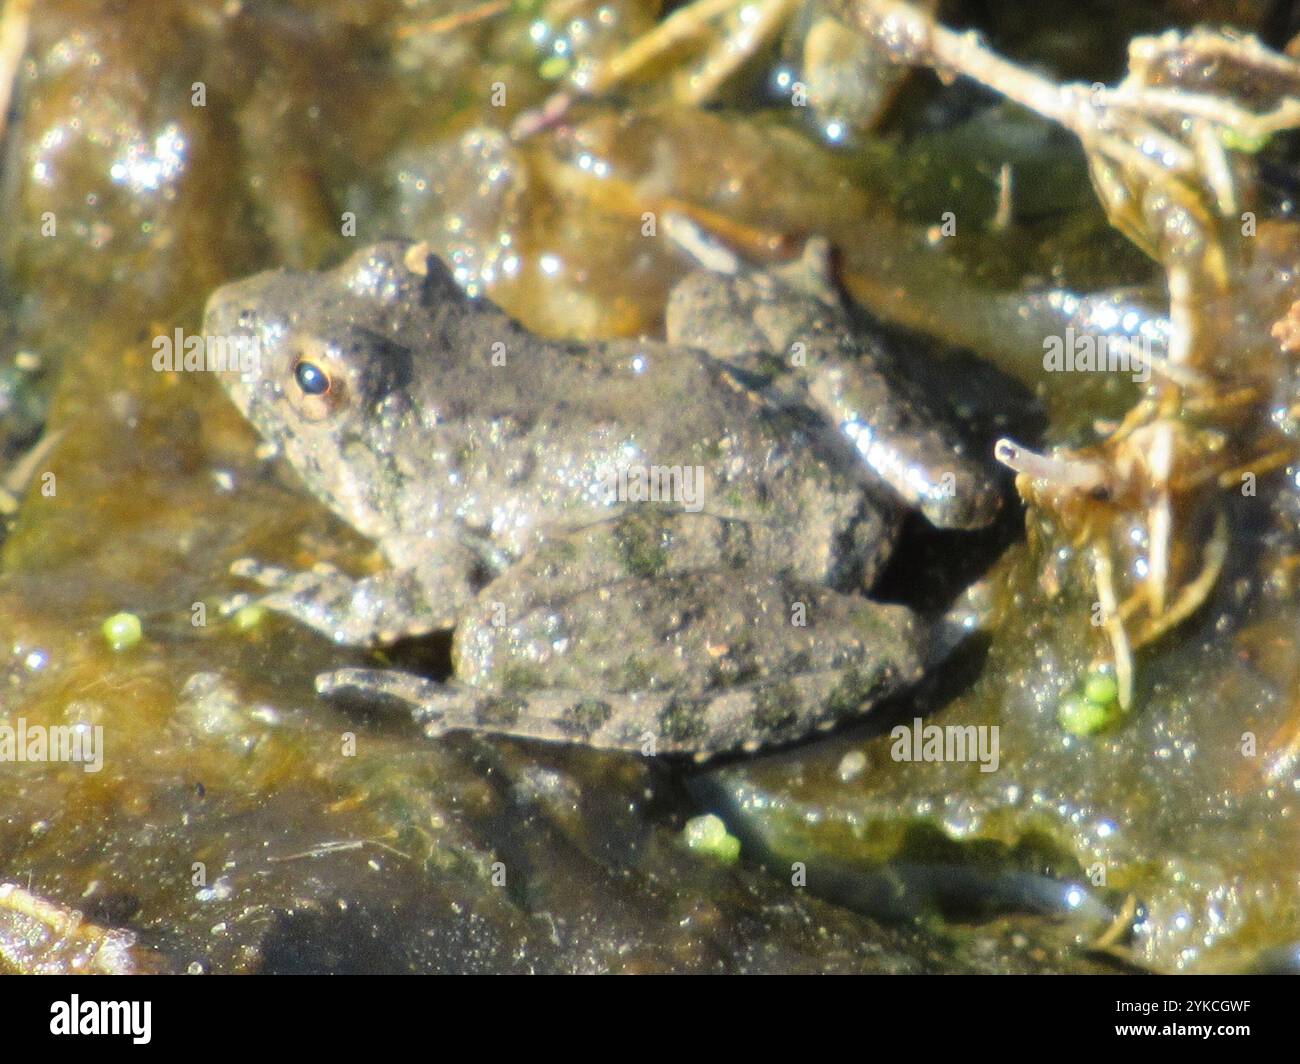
[391,254,888,581]
[207,241,892,589]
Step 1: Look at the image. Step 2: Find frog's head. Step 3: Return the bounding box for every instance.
[203,241,440,540]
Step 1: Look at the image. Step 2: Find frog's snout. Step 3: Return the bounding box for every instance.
[198,286,270,423]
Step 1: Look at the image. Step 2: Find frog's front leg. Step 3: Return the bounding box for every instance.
[226,559,451,644]
[228,525,491,642]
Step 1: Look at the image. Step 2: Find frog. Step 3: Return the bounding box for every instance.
[203,238,1000,758]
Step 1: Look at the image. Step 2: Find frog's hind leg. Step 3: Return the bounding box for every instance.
[318,659,917,760]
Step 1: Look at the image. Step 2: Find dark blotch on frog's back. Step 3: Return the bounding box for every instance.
[475,696,524,728]
[658,696,711,744]
[557,699,615,740]
[753,680,801,733]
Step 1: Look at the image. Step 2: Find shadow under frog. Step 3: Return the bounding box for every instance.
[203,240,1000,758]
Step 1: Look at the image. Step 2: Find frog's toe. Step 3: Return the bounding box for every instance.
[771,236,838,300]
[231,557,343,588]
[222,557,306,615]
[230,557,291,588]
[796,236,834,281]
[318,669,504,740]
[227,562,443,644]
[319,669,642,749]
[318,667,441,704]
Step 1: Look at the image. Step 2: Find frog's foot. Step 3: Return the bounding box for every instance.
[666,228,837,302]
[803,363,1004,530]
[226,559,449,645]
[317,662,919,760]
[772,237,838,303]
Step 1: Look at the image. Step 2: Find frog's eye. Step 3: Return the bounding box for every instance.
[286,340,346,421]
[294,359,331,396]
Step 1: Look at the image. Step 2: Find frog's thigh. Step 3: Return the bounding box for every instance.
[320,576,926,757]
[459,566,925,692]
